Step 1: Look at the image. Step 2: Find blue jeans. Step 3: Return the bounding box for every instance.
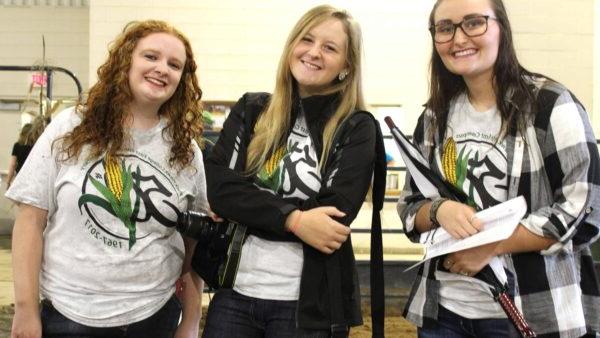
[418,305,513,338]
[202,289,334,338]
[41,295,181,338]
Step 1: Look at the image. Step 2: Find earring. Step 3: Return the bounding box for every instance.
[338,70,348,81]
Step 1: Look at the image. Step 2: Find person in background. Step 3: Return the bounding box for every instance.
[397,0,600,337]
[6,116,48,190]
[6,123,32,190]
[202,5,384,337]
[7,20,207,338]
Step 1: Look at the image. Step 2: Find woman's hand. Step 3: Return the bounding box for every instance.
[11,305,41,338]
[443,241,500,277]
[207,208,223,222]
[436,200,482,239]
[174,317,199,338]
[286,207,349,254]
[174,271,202,338]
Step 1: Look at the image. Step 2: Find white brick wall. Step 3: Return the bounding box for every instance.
[0,0,598,238]
[87,0,596,133]
[88,0,436,132]
[0,1,597,148]
[507,0,595,123]
[0,6,88,170]
[0,6,89,99]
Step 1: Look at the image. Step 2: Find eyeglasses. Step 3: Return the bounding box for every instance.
[430,15,496,44]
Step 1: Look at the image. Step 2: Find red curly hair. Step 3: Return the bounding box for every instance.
[58,20,203,170]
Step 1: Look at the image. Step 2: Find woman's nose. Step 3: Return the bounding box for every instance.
[453,26,469,44]
[154,61,169,75]
[306,44,321,58]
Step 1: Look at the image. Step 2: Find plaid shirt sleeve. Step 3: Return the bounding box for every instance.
[519,82,600,254]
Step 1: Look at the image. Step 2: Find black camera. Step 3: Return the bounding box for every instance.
[177,210,247,289]
[177,211,226,244]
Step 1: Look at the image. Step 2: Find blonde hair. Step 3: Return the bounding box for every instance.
[17,123,32,145]
[24,116,47,145]
[246,5,365,174]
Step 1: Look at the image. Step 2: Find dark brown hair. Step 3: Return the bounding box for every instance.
[427,0,538,142]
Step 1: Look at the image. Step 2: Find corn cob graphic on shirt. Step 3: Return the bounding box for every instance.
[78,155,141,249]
[442,137,476,207]
[443,93,508,209]
[255,112,321,199]
[257,146,289,191]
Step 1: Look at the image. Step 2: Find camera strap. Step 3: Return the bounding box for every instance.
[218,223,247,288]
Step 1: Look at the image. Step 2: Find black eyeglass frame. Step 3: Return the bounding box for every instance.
[429,15,496,44]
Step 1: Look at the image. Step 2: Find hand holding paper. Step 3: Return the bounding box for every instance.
[385,116,536,337]
[406,196,527,271]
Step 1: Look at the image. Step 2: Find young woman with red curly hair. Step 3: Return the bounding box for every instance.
[7,20,207,338]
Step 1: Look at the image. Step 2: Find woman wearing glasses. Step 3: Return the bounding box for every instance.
[397,0,600,337]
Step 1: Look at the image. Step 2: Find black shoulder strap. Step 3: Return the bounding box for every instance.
[370,116,386,338]
[327,111,385,338]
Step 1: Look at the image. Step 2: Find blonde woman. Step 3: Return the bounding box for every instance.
[202,5,384,338]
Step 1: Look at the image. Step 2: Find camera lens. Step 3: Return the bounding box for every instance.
[177,211,217,242]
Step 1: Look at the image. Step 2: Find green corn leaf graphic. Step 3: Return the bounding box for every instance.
[89,175,118,206]
[80,160,139,250]
[120,164,133,217]
[455,147,470,189]
[78,194,116,217]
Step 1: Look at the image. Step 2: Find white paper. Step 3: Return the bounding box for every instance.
[405,196,527,271]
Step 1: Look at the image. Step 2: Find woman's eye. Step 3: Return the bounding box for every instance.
[324,45,337,52]
[465,18,485,29]
[301,37,313,43]
[169,63,181,70]
[436,25,453,34]
[144,54,157,60]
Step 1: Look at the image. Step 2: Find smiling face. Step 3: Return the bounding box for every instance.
[289,18,348,97]
[127,32,186,113]
[433,0,500,83]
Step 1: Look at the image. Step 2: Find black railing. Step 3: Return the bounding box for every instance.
[0,65,83,99]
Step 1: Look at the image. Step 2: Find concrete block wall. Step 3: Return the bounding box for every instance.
[88,0,597,132]
[0,1,598,232]
[0,5,89,171]
[507,0,595,119]
[0,5,89,99]
[0,1,596,145]
[88,0,437,133]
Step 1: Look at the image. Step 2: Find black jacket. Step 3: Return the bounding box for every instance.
[205,92,382,329]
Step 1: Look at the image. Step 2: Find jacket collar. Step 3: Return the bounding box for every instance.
[293,90,341,125]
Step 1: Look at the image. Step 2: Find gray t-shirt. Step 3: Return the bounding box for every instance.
[6,108,208,326]
[234,112,320,300]
[436,93,508,319]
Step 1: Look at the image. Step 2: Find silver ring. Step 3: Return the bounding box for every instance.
[460,271,469,276]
